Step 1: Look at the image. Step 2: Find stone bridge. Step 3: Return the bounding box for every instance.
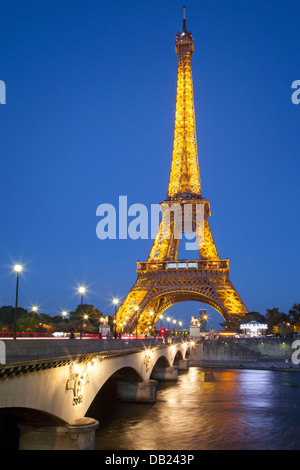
[0,338,194,450]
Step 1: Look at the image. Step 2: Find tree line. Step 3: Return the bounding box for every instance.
[0,303,299,337]
[224,303,300,337]
[0,304,114,335]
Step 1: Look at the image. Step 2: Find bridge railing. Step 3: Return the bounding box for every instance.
[0,338,166,363]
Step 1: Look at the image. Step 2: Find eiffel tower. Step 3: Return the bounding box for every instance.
[115,8,248,334]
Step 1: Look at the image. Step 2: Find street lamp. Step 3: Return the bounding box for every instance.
[31,305,38,333]
[135,306,139,339]
[13,264,23,340]
[99,317,104,335]
[203,314,207,331]
[113,298,119,334]
[149,310,154,335]
[172,319,176,336]
[78,286,86,339]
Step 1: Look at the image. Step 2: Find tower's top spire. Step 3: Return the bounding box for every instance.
[182,5,187,33]
[175,6,194,54]
[168,6,200,200]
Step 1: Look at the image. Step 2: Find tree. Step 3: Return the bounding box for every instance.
[0,306,29,331]
[68,304,106,334]
[265,307,289,331]
[277,322,294,338]
[289,304,300,323]
[17,315,34,332]
[239,311,267,324]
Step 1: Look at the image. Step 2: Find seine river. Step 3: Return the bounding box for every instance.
[94,367,300,450]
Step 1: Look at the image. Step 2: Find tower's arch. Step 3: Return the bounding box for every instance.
[131,289,229,334]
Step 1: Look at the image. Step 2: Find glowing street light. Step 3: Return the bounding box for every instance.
[113,298,119,333]
[78,286,86,339]
[31,305,38,333]
[172,319,176,336]
[135,306,140,339]
[149,310,155,334]
[13,264,23,340]
[14,264,23,273]
[99,317,104,335]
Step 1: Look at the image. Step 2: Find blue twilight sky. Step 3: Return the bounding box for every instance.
[0,0,299,330]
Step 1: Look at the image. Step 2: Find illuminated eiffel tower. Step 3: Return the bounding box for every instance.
[115,8,248,333]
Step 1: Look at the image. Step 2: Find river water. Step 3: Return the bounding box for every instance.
[94,367,300,450]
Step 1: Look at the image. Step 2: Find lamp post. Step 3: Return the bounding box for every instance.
[135,306,139,339]
[113,298,119,334]
[99,317,104,335]
[31,305,38,333]
[78,286,86,339]
[13,264,23,340]
[203,314,207,331]
[83,314,88,335]
[149,311,154,336]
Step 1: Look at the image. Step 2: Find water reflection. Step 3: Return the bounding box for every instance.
[94,368,300,450]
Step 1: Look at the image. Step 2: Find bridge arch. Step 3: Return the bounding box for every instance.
[86,366,144,420]
[0,406,67,426]
[151,355,170,370]
[173,350,184,365]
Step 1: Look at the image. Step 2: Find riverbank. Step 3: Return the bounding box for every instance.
[190,337,300,372]
[190,358,300,371]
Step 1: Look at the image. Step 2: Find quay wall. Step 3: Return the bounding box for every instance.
[191,338,299,365]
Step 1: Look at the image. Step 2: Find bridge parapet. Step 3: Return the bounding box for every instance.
[1,338,164,363]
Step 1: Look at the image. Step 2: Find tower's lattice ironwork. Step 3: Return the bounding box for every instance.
[115,8,248,333]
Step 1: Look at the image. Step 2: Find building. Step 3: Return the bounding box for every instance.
[240,321,268,337]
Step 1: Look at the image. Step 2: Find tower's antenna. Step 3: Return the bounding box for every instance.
[182,5,187,33]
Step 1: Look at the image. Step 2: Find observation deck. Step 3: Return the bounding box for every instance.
[137,259,229,274]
